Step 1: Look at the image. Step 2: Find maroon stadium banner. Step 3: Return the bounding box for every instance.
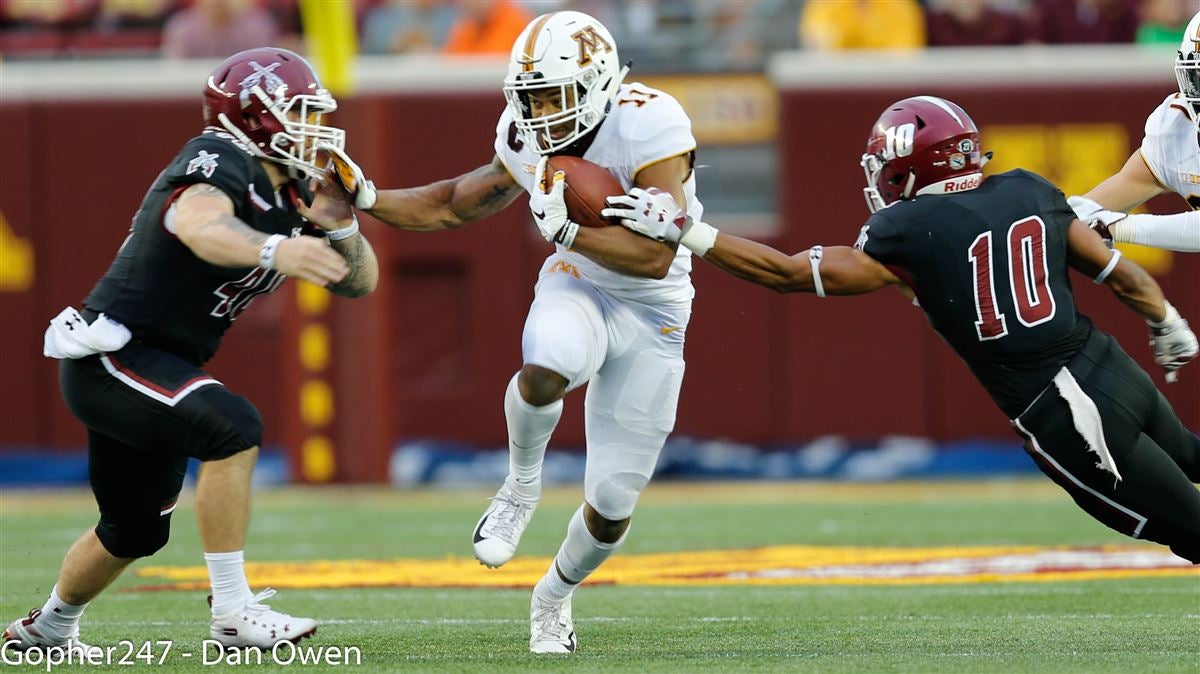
[1,57,1195,482]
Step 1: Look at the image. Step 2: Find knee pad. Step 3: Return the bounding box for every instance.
[95,512,172,559]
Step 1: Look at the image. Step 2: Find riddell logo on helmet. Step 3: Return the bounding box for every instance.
[944,175,982,192]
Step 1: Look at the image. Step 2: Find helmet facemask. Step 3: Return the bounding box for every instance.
[1176,49,1200,122]
[861,153,890,214]
[1174,13,1200,123]
[504,66,604,155]
[216,81,344,179]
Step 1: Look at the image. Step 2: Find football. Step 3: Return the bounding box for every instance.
[546,155,624,228]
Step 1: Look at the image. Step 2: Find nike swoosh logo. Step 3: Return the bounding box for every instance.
[660,326,681,334]
[473,517,488,543]
[532,209,545,220]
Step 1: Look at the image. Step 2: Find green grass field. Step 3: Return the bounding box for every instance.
[1,481,1197,673]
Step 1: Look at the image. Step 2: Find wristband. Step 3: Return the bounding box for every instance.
[325,217,360,241]
[809,245,826,298]
[258,234,287,271]
[554,221,580,249]
[679,219,719,256]
[1092,248,1121,284]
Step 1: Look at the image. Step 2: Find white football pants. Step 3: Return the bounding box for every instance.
[521,260,690,520]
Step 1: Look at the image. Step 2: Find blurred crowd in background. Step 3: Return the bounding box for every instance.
[0,0,1194,67]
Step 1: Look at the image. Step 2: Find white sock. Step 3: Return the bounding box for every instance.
[533,561,578,603]
[36,585,87,639]
[504,372,562,502]
[534,505,627,602]
[205,551,253,617]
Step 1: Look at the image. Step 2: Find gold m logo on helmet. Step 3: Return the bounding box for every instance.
[571,26,612,66]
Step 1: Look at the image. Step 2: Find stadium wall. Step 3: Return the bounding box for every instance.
[1,48,1195,483]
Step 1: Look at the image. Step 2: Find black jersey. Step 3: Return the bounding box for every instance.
[856,169,1093,418]
[85,132,311,365]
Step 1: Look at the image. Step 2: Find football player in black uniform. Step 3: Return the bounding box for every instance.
[5,48,378,653]
[608,96,1200,563]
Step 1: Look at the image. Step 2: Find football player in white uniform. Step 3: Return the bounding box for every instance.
[1068,10,1200,252]
[323,11,700,654]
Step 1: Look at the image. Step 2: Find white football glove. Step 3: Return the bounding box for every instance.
[1148,302,1200,383]
[530,157,578,248]
[602,187,686,243]
[601,186,720,255]
[318,142,377,211]
[1067,195,1126,245]
[1067,195,1104,223]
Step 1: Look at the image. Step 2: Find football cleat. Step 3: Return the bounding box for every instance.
[529,592,576,654]
[2,609,102,657]
[209,588,317,649]
[472,481,538,568]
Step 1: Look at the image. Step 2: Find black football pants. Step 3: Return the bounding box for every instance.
[1013,330,1200,563]
[58,341,263,558]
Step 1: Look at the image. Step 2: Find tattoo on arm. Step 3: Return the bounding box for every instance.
[448,157,524,224]
[327,234,379,298]
[197,212,269,246]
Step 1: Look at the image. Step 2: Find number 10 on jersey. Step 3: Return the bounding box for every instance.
[969,216,1057,341]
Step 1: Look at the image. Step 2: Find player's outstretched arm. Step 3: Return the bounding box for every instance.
[1070,150,1200,252]
[1081,150,1165,214]
[337,150,524,231]
[1067,218,1167,320]
[172,184,348,287]
[1066,219,1199,380]
[604,184,897,292]
[704,234,897,295]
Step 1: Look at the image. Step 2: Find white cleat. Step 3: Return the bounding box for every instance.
[2,609,102,658]
[529,592,576,654]
[209,588,317,649]
[472,482,537,568]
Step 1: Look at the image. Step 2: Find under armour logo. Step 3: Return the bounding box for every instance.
[63,318,79,331]
[238,61,285,95]
[186,150,220,179]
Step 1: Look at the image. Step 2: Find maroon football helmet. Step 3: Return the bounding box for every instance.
[202,47,344,178]
[860,96,984,213]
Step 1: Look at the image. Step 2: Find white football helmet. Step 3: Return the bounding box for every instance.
[1175,11,1200,118]
[503,11,629,155]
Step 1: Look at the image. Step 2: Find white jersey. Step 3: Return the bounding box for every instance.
[1140,93,1200,209]
[494,82,700,305]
